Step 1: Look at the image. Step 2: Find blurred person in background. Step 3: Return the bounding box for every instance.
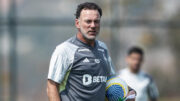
[118,46,159,101]
[46,2,135,101]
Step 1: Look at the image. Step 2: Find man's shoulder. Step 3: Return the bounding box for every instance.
[54,37,79,55]
[118,68,128,74]
[97,40,108,50]
[140,71,154,82]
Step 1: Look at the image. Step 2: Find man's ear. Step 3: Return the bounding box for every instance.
[75,19,80,28]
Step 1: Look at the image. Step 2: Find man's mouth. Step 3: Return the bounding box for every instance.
[88,31,97,35]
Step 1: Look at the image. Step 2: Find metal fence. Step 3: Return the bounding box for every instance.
[0,0,180,101]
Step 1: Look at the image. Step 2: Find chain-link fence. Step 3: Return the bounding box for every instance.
[0,0,180,101]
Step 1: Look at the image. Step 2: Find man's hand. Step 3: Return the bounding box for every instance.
[47,79,61,101]
[125,90,136,101]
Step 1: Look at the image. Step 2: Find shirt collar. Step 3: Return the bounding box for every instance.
[75,35,98,49]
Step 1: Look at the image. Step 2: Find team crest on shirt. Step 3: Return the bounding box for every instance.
[95,59,100,63]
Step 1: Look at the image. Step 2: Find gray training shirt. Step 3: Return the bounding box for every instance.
[48,36,115,101]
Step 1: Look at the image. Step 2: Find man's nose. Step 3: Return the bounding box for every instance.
[90,22,96,28]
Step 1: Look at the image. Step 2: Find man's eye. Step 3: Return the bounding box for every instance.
[95,20,100,24]
[86,20,91,24]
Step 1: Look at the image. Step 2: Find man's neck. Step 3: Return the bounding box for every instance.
[128,68,139,74]
[76,33,95,47]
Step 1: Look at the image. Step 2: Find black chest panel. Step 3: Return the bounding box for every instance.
[60,37,110,101]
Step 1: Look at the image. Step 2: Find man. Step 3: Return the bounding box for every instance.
[47,2,135,101]
[118,47,159,101]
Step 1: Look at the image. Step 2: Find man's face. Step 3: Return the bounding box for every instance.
[75,9,101,40]
[126,53,143,73]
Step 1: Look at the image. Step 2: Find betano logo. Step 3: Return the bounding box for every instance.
[82,74,107,86]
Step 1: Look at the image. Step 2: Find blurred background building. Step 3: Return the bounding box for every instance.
[0,0,180,101]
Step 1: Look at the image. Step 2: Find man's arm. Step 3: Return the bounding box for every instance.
[47,45,71,101]
[147,77,159,101]
[47,79,61,101]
